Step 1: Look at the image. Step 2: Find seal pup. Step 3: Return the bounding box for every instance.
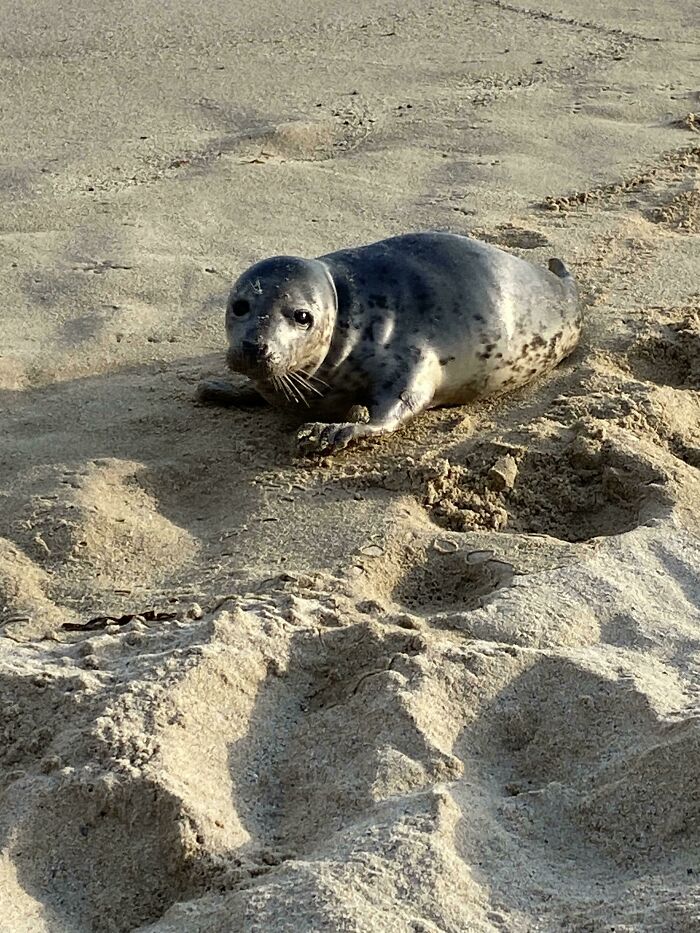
[197,232,582,454]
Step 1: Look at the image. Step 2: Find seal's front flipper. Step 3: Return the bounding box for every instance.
[295,421,361,455]
[194,379,268,409]
[296,366,435,456]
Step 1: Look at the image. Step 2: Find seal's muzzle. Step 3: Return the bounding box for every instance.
[227,343,278,379]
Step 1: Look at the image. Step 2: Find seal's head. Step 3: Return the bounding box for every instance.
[225,256,337,395]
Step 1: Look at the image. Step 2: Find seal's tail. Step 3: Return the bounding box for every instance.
[548,257,571,278]
[548,257,580,306]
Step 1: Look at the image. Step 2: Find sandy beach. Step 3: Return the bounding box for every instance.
[1,0,699,929]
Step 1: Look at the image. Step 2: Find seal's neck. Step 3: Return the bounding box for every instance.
[308,260,339,372]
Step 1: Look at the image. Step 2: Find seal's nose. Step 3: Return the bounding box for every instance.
[242,341,271,362]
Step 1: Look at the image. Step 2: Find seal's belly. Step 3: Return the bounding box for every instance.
[434,316,581,405]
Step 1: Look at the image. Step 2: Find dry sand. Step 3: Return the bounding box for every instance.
[1,0,700,930]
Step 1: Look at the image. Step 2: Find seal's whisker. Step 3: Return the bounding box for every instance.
[286,371,308,397]
[290,371,324,398]
[274,374,291,402]
[291,371,325,403]
[299,369,330,389]
[282,373,308,407]
[278,374,293,402]
[286,373,318,407]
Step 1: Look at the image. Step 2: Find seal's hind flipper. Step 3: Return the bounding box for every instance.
[548,257,571,278]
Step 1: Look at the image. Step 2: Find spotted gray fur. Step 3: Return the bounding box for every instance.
[197,232,582,454]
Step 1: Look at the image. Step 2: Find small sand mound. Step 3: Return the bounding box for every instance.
[489,657,661,785]
[11,459,198,598]
[6,774,193,932]
[672,112,700,133]
[115,610,451,866]
[650,188,700,233]
[419,432,670,542]
[629,310,700,388]
[242,120,338,162]
[578,717,700,863]
[235,109,373,163]
[0,537,62,628]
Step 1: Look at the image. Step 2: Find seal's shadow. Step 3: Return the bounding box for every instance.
[0,354,300,614]
[0,339,593,623]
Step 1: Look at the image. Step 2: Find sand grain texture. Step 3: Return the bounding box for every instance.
[1,0,700,930]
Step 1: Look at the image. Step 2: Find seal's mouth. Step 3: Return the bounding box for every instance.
[226,347,328,405]
[226,346,278,380]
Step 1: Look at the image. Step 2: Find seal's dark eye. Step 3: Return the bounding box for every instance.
[230,299,250,317]
[294,309,312,327]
